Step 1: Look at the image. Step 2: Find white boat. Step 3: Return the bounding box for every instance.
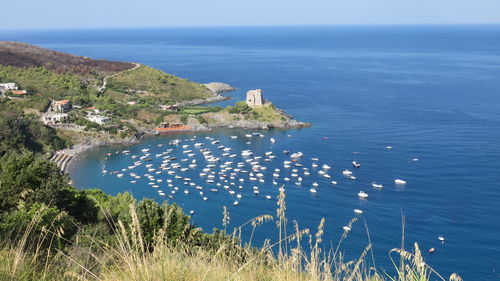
[322,164,331,170]
[230,136,238,139]
[438,235,445,243]
[312,182,319,187]
[352,161,361,168]
[331,181,337,185]
[309,188,317,193]
[266,195,272,200]
[342,169,353,176]
[395,179,407,185]
[371,182,383,189]
[233,201,239,206]
[354,209,363,214]
[343,226,351,231]
[270,138,276,144]
[358,191,368,198]
[290,152,303,159]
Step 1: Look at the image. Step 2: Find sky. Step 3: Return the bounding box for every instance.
[2,0,500,30]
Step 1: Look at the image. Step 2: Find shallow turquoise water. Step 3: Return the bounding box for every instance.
[3,25,500,279]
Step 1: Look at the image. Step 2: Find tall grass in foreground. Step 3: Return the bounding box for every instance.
[0,189,462,281]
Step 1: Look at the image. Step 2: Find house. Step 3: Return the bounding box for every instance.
[53,100,72,113]
[86,114,110,125]
[128,101,137,105]
[160,105,179,112]
[246,89,265,107]
[0,83,18,90]
[42,113,69,125]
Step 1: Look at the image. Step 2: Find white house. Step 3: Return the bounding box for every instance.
[42,113,69,125]
[86,114,110,125]
[0,83,18,90]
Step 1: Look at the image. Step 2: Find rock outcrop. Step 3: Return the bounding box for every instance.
[203,82,235,94]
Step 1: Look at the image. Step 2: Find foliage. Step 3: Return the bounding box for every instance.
[0,65,87,99]
[181,106,222,115]
[226,101,252,114]
[106,65,212,103]
[180,115,188,125]
[0,102,67,155]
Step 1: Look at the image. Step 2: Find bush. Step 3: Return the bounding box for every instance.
[180,115,188,125]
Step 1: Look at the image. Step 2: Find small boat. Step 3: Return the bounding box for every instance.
[322,164,331,170]
[266,195,272,200]
[342,170,353,176]
[331,181,337,185]
[189,210,195,215]
[230,136,238,139]
[352,161,361,168]
[290,152,303,159]
[309,188,317,193]
[357,191,368,198]
[354,209,363,214]
[233,201,239,206]
[395,179,407,185]
[343,226,351,231]
[438,235,445,243]
[428,248,435,254]
[371,182,383,189]
[270,138,276,144]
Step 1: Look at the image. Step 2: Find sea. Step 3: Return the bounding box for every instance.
[2,25,500,280]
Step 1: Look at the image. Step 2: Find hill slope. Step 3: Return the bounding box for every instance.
[0,41,135,76]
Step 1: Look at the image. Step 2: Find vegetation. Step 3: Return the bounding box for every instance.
[0,65,88,99]
[106,65,212,103]
[225,101,286,122]
[0,100,67,156]
[249,103,286,122]
[181,106,222,115]
[0,41,134,75]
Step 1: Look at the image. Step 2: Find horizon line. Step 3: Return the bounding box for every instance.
[1,22,500,32]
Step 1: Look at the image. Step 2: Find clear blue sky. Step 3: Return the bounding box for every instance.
[3,0,500,30]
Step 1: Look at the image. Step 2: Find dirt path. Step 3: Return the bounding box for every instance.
[99,62,140,92]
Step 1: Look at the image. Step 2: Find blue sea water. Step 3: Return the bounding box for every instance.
[2,25,500,280]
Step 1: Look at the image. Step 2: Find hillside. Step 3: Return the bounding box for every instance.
[106,65,212,103]
[0,41,134,76]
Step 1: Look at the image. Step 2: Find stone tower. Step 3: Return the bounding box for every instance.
[246,89,264,107]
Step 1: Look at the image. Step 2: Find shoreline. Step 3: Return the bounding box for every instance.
[55,84,310,176]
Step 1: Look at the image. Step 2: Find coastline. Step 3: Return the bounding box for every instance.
[54,84,310,175]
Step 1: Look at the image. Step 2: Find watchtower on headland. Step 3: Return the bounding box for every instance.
[246,89,264,107]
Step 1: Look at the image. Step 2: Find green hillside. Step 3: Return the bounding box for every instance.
[106,65,212,103]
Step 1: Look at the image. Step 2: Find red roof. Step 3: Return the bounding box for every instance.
[12,90,27,95]
[56,100,70,105]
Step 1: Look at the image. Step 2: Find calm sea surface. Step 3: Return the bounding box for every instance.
[2,25,500,280]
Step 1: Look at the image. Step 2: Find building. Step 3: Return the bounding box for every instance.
[0,83,18,90]
[245,89,265,107]
[53,100,72,113]
[160,105,179,112]
[42,113,69,125]
[86,114,110,125]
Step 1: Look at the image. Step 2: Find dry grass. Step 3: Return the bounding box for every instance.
[0,188,461,281]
